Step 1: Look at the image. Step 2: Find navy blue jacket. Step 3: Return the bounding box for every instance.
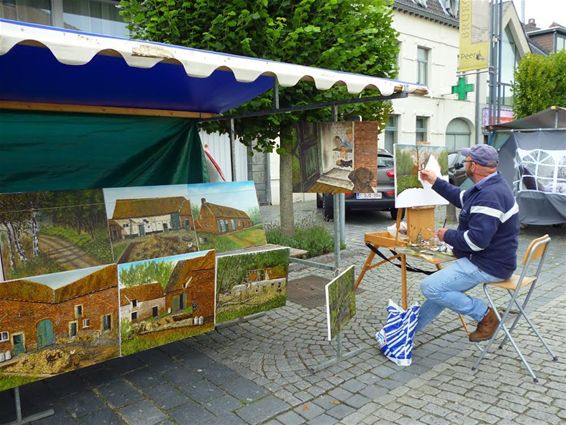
[432,173,519,279]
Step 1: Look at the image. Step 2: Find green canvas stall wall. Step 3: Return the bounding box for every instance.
[0,110,208,194]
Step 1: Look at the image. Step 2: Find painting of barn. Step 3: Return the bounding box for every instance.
[103,185,199,263]
[187,181,267,252]
[0,264,119,392]
[216,248,289,324]
[118,250,215,356]
[325,266,356,341]
[0,189,113,280]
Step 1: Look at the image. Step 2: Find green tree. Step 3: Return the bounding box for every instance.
[512,50,566,118]
[119,0,399,235]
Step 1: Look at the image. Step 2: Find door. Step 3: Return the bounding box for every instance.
[69,321,78,337]
[12,334,25,355]
[152,306,159,318]
[37,319,54,348]
[138,224,145,236]
[172,293,186,313]
[171,213,180,230]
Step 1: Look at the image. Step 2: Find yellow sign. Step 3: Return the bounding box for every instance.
[458,0,490,72]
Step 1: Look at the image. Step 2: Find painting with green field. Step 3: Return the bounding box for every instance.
[0,189,113,280]
[394,144,450,208]
[103,185,199,263]
[325,266,356,341]
[216,248,289,324]
[187,181,267,253]
[118,250,215,356]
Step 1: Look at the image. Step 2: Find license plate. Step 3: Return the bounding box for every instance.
[356,192,382,199]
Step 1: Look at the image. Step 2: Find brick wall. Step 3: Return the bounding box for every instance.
[353,122,380,187]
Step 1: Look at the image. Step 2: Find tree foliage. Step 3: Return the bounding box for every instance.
[513,50,566,119]
[118,0,400,152]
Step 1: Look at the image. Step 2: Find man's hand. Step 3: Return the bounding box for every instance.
[437,227,448,241]
[419,169,438,185]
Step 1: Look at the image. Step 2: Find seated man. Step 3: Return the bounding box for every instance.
[417,144,520,342]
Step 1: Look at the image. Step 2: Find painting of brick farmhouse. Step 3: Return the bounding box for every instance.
[325,266,356,341]
[0,264,119,392]
[118,250,215,356]
[216,248,289,324]
[187,181,267,252]
[0,189,113,281]
[103,185,199,263]
[394,144,450,208]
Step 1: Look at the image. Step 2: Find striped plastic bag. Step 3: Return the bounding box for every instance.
[375,300,420,366]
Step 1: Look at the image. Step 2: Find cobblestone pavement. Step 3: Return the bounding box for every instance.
[1,201,564,425]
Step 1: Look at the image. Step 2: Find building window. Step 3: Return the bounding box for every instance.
[102,314,112,331]
[417,47,429,85]
[384,115,398,153]
[0,331,8,342]
[0,0,52,26]
[131,311,138,321]
[62,0,128,37]
[416,117,428,142]
[131,299,138,308]
[556,35,566,52]
[83,319,90,328]
[445,118,471,152]
[69,321,78,337]
[75,304,83,318]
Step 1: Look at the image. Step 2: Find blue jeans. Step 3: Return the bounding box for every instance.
[415,257,502,333]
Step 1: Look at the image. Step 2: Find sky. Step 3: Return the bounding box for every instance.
[511,0,566,29]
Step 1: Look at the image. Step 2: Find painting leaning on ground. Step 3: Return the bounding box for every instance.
[187,181,267,253]
[216,248,289,324]
[325,266,356,341]
[0,264,120,392]
[118,250,216,356]
[0,189,113,281]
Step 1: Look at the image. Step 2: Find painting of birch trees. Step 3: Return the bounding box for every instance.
[0,189,113,280]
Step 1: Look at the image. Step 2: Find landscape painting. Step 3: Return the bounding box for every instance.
[325,265,356,341]
[187,181,267,253]
[0,189,113,280]
[0,264,120,392]
[103,185,199,263]
[394,144,450,208]
[118,250,215,356]
[216,248,289,324]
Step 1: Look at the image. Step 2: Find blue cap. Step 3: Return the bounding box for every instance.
[460,144,499,167]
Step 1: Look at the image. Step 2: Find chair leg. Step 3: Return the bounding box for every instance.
[507,295,558,361]
[458,314,470,336]
[474,286,539,382]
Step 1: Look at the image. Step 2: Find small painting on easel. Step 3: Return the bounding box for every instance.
[394,144,450,208]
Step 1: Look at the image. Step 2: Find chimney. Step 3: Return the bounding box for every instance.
[201,198,206,205]
[525,18,540,32]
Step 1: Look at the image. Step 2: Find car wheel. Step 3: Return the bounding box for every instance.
[316,193,323,209]
[322,194,334,220]
[390,208,404,220]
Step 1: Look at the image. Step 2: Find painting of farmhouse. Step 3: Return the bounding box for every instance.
[118,250,215,356]
[0,264,119,392]
[394,144,450,208]
[187,181,267,252]
[103,185,199,263]
[0,189,113,281]
[325,266,356,341]
[216,247,289,324]
[291,122,322,193]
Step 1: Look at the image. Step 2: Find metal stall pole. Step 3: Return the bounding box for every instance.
[229,118,236,181]
[2,387,54,425]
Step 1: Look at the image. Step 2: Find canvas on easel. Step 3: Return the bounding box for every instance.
[325,266,356,341]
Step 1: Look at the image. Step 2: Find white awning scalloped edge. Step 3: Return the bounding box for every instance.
[0,20,428,97]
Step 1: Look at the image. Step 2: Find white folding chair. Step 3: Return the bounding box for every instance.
[472,234,558,382]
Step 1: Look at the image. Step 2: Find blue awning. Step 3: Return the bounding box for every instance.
[0,19,428,115]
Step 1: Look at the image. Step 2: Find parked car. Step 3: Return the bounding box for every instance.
[316,149,401,220]
[448,151,467,186]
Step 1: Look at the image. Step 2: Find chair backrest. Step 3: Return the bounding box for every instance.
[519,234,551,284]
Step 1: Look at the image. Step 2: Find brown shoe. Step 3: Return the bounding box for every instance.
[469,307,500,342]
